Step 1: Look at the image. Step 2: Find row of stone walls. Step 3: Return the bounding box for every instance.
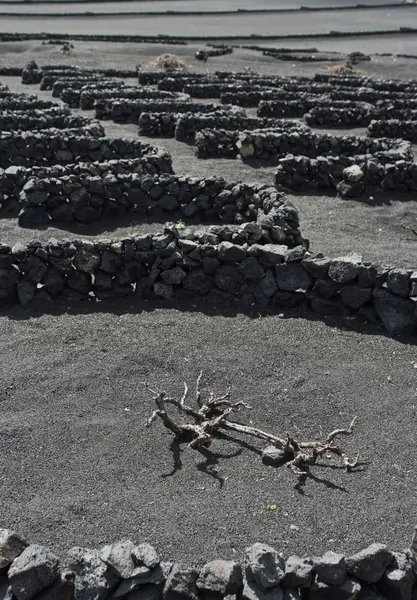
[1,529,416,600]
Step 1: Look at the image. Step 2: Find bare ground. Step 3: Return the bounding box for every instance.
[0,41,416,562]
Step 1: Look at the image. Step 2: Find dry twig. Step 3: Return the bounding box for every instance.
[144,374,360,476]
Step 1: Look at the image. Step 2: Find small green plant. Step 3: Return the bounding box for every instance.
[175,220,185,230]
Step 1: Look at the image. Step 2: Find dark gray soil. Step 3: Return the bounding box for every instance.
[0,40,416,562]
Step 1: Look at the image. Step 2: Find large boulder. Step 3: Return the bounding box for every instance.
[8,545,60,600]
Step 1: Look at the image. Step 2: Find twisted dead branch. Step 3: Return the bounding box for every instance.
[144,373,360,476]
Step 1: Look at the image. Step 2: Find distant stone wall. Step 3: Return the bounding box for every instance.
[194,129,412,164]
[94,99,230,124]
[368,119,417,142]
[1,529,416,600]
[79,87,186,110]
[0,133,173,171]
[0,111,104,134]
[0,95,56,112]
[175,113,307,143]
[275,154,417,194]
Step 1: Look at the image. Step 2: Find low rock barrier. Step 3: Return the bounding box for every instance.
[0,223,415,335]
[368,119,417,142]
[0,109,100,133]
[0,95,56,112]
[275,154,417,194]
[0,157,172,214]
[0,133,173,170]
[1,529,416,600]
[51,77,119,98]
[94,99,234,124]
[195,129,412,164]
[17,176,301,240]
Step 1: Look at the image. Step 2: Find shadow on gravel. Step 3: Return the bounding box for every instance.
[158,429,364,492]
[1,294,416,345]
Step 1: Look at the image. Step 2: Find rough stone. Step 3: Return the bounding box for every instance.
[131,545,160,570]
[386,268,410,298]
[73,247,101,274]
[215,264,243,295]
[261,446,287,468]
[275,263,313,292]
[237,257,265,280]
[343,165,365,184]
[8,545,60,600]
[163,565,198,600]
[378,567,414,600]
[161,267,187,286]
[218,242,246,263]
[66,546,119,600]
[301,254,331,279]
[99,541,137,580]
[346,543,393,584]
[0,530,28,570]
[339,285,372,309]
[373,288,416,335]
[314,552,347,586]
[245,543,285,590]
[282,557,313,589]
[308,576,361,600]
[183,270,213,296]
[197,561,242,595]
[328,254,362,284]
[16,280,36,305]
[242,578,283,600]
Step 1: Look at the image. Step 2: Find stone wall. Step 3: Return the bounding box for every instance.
[194,129,413,164]
[0,96,56,112]
[17,176,300,238]
[51,77,119,98]
[1,529,416,600]
[0,224,416,335]
[368,119,417,142]
[79,87,186,111]
[275,154,417,195]
[175,113,307,143]
[0,157,174,214]
[94,99,229,124]
[0,110,103,134]
[0,133,173,170]
[0,106,72,131]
